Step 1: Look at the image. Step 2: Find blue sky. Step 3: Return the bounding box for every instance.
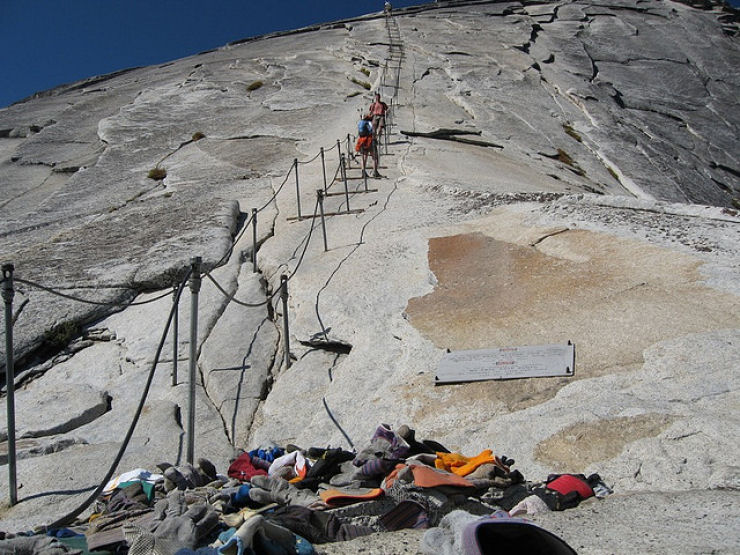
[0,0,422,108]
[3,1,738,108]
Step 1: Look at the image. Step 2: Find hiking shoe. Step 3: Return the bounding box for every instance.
[373,171,383,178]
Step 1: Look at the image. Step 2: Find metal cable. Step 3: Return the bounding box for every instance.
[214,212,254,268]
[203,271,276,308]
[257,162,295,213]
[45,269,190,529]
[314,180,399,341]
[296,150,323,165]
[328,162,342,190]
[322,397,355,449]
[287,196,320,281]
[13,278,170,307]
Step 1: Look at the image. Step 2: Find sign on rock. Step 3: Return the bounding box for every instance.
[435,342,575,385]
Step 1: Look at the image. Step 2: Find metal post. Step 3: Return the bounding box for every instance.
[364,159,369,192]
[2,264,17,506]
[375,133,381,173]
[317,190,328,252]
[171,284,179,387]
[187,256,201,465]
[384,117,390,154]
[280,275,291,369]
[341,154,351,212]
[293,159,302,220]
[346,134,351,167]
[320,147,327,192]
[251,208,258,273]
[336,140,342,171]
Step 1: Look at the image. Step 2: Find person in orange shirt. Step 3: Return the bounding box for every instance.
[355,114,380,178]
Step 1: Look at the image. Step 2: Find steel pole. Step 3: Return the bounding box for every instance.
[385,117,389,154]
[341,154,351,212]
[251,208,258,273]
[293,159,302,220]
[2,264,17,506]
[187,256,201,465]
[375,135,381,177]
[281,275,291,369]
[320,147,327,192]
[317,190,328,252]
[172,284,179,387]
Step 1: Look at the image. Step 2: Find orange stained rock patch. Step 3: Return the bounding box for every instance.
[405,231,739,414]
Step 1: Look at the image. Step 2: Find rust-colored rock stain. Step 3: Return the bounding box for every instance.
[405,231,739,416]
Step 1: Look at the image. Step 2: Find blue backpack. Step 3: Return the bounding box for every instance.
[358,119,372,137]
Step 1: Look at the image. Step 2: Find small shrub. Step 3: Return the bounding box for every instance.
[606,166,620,182]
[346,91,362,98]
[562,123,582,142]
[44,321,80,351]
[360,67,371,77]
[557,149,575,166]
[557,149,586,177]
[192,131,205,141]
[247,80,264,92]
[350,77,371,90]
[148,167,167,180]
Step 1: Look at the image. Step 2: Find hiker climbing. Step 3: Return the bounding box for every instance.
[369,92,388,145]
[356,113,381,178]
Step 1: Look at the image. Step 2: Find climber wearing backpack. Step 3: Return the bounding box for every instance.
[355,114,381,178]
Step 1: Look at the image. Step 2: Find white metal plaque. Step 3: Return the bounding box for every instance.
[435,342,575,385]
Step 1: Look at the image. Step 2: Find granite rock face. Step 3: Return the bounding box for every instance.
[0,1,738,551]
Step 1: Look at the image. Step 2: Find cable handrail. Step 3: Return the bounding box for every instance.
[257,161,296,213]
[296,149,323,165]
[13,278,167,308]
[288,197,320,280]
[44,269,191,529]
[4,18,404,513]
[203,271,275,308]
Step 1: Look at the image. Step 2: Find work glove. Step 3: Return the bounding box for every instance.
[248,475,319,507]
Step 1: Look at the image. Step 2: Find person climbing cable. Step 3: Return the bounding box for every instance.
[355,114,381,178]
[369,92,388,146]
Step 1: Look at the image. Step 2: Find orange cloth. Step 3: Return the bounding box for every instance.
[355,135,373,152]
[319,487,383,506]
[435,450,497,477]
[384,463,474,489]
[410,464,474,488]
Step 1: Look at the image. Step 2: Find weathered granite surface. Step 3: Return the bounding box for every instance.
[0,1,738,551]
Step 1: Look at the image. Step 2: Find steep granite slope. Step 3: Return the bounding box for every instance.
[0,1,738,551]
